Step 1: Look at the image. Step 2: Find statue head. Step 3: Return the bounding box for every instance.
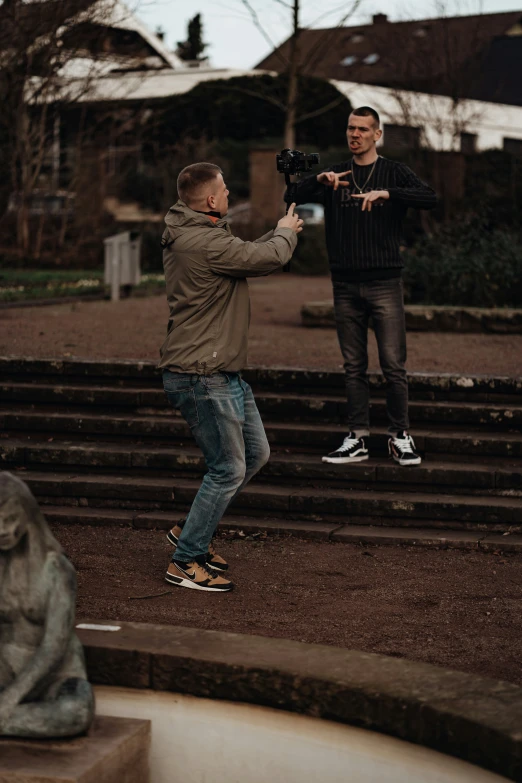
[0,472,62,555]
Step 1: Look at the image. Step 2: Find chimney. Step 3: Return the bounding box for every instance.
[156,27,165,42]
[372,13,388,24]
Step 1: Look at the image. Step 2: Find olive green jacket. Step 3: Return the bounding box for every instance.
[158,201,297,373]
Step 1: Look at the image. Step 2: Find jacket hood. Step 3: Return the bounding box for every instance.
[164,200,228,238]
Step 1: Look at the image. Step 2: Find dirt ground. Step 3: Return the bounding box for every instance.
[52,523,522,686]
[1,275,522,375]
[5,276,522,687]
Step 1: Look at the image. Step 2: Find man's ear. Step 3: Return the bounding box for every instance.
[375,127,383,142]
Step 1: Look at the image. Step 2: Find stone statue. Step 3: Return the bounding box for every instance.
[0,472,94,738]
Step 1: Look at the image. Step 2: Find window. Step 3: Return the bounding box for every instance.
[106,145,142,176]
[7,191,74,215]
[460,132,477,155]
[350,34,364,43]
[340,55,357,66]
[363,53,380,65]
[413,27,428,37]
[383,124,421,150]
[503,137,522,157]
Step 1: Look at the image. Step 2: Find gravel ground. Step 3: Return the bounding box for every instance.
[52,523,522,686]
[1,274,522,375]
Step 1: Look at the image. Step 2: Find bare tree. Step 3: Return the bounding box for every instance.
[0,0,124,256]
[238,0,362,147]
[380,0,488,151]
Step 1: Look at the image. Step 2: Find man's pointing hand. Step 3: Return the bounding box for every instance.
[317,170,351,191]
[277,203,304,233]
[352,190,390,211]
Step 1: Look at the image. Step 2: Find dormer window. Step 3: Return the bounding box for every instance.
[341,55,358,66]
[363,53,380,65]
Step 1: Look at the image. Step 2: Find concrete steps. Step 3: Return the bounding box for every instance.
[1,382,521,427]
[2,439,521,495]
[45,505,522,552]
[1,356,521,547]
[2,408,522,458]
[16,470,522,531]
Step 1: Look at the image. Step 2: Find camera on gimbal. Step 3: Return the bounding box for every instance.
[276,149,320,176]
[276,148,320,209]
[276,148,320,273]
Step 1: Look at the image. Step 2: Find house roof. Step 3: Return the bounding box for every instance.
[0,0,183,70]
[256,10,522,105]
[59,67,264,103]
[85,0,183,69]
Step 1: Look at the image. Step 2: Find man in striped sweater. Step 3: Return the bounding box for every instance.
[292,106,437,466]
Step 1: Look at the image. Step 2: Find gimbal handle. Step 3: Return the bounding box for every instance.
[284,174,297,213]
[282,174,298,273]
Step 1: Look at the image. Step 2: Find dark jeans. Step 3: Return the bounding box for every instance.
[162,370,270,562]
[333,278,409,436]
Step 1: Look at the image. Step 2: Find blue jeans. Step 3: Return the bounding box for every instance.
[333,277,409,436]
[162,370,270,562]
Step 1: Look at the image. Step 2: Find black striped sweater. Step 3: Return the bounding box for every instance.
[291,156,437,281]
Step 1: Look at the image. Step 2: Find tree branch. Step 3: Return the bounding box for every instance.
[239,0,289,68]
[295,93,346,123]
[303,0,363,75]
[201,82,287,111]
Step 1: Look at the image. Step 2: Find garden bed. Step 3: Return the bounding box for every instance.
[0,269,165,304]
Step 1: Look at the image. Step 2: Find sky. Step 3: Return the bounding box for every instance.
[136,0,522,70]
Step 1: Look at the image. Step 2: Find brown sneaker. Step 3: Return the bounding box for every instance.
[167,523,229,572]
[165,558,234,592]
[207,540,229,572]
[166,523,183,548]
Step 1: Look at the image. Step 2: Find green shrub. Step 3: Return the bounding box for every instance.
[403,214,522,308]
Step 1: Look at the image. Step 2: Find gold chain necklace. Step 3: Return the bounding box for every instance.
[351,156,379,193]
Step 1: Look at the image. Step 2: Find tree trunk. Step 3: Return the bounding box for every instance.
[16,199,29,256]
[283,0,300,149]
[34,211,45,260]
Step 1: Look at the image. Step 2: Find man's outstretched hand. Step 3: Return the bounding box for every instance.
[278,203,304,233]
[317,170,351,190]
[352,190,390,211]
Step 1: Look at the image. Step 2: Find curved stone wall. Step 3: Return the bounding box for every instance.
[94,687,510,783]
[77,621,522,781]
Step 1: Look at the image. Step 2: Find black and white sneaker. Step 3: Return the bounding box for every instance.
[388,431,422,466]
[322,433,369,464]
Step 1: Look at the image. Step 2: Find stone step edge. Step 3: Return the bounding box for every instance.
[6,437,522,470]
[3,413,522,456]
[2,391,521,416]
[45,506,522,552]
[18,470,522,508]
[4,381,522,410]
[4,442,522,491]
[301,300,522,334]
[3,407,522,438]
[1,356,520,394]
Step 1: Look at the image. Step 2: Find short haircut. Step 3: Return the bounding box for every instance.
[177,162,223,204]
[351,106,380,127]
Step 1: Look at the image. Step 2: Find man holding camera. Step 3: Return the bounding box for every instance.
[158,162,303,592]
[291,106,437,466]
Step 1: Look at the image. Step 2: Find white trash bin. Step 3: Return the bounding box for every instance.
[103,231,141,301]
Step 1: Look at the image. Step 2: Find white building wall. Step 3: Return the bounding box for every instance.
[332,80,522,151]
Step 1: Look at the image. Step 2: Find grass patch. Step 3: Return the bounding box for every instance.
[0,270,164,303]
